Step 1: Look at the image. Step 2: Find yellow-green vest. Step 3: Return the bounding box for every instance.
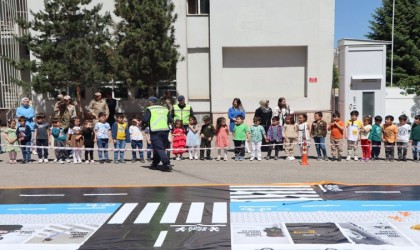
[147,105,169,132]
[173,104,191,125]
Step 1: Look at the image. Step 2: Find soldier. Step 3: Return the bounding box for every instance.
[63,95,77,118]
[87,92,109,123]
[143,96,173,172]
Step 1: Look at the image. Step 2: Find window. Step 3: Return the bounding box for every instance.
[99,82,128,99]
[187,0,209,15]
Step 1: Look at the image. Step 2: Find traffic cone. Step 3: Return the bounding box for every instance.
[300,141,309,166]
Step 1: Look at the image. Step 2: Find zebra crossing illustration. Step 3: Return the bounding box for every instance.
[230,185,322,202]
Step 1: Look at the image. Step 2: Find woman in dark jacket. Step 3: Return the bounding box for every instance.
[254,100,272,152]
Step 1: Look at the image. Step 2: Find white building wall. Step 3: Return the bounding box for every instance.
[386,87,420,123]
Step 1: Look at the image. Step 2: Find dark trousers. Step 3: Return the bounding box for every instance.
[384,142,395,159]
[54,140,67,160]
[85,145,94,160]
[200,139,212,158]
[131,140,144,160]
[146,143,153,159]
[267,140,281,157]
[397,142,408,159]
[233,140,245,157]
[151,131,170,166]
[371,140,381,158]
[36,139,49,159]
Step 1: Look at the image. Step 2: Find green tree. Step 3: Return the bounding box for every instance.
[114,0,181,91]
[367,0,420,95]
[332,66,339,89]
[8,0,114,112]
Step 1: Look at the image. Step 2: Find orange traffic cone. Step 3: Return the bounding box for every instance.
[300,141,309,166]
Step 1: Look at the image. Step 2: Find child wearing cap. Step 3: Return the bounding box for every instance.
[200,115,215,160]
[33,113,51,163]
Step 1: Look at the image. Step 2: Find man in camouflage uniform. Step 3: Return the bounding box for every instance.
[87,92,109,123]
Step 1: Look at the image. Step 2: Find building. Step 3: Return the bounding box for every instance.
[337,39,391,122]
[174,0,335,118]
[0,0,30,123]
[25,0,335,119]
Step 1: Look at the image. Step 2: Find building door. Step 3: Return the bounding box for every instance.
[362,92,375,118]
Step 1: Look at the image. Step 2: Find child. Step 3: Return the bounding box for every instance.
[250,116,266,161]
[297,113,311,156]
[410,115,420,162]
[33,113,50,163]
[360,115,372,162]
[4,120,20,164]
[369,116,383,160]
[67,117,83,164]
[111,113,130,164]
[82,120,95,163]
[130,119,145,163]
[345,110,362,161]
[186,115,201,160]
[215,117,229,161]
[311,112,328,161]
[328,112,344,161]
[95,112,112,164]
[265,116,283,160]
[233,115,250,161]
[382,115,398,161]
[200,115,215,160]
[141,121,153,161]
[17,116,32,164]
[172,119,187,160]
[283,114,298,161]
[51,118,67,164]
[397,115,410,161]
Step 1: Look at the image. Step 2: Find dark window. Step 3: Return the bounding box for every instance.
[200,0,209,14]
[187,0,209,15]
[187,0,198,14]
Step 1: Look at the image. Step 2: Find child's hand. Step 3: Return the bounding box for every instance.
[113,139,117,144]
[147,140,151,144]
[208,137,212,142]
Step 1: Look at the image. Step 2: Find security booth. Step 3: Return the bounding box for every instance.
[337,39,391,122]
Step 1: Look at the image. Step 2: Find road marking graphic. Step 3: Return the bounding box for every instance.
[230,186,322,202]
[212,202,228,223]
[83,193,128,196]
[160,203,182,223]
[19,194,65,197]
[134,203,160,224]
[153,231,168,247]
[108,203,138,224]
[186,202,205,223]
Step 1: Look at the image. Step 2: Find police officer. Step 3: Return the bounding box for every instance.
[172,95,193,132]
[143,96,173,172]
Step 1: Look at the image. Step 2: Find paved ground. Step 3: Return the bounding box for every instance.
[0,145,419,187]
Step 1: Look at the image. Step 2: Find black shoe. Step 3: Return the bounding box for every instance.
[149,164,158,170]
[106,159,112,163]
[200,157,205,161]
[100,160,105,164]
[139,159,145,163]
[403,158,407,162]
[206,157,213,160]
[131,159,136,163]
[147,158,152,162]
[331,157,336,161]
[337,157,342,162]
[162,164,172,172]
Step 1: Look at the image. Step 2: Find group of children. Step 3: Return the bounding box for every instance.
[230,110,420,162]
[3,110,420,164]
[3,112,153,164]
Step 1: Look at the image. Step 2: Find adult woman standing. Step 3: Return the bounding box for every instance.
[273,97,293,126]
[16,97,35,154]
[228,98,245,132]
[254,100,272,131]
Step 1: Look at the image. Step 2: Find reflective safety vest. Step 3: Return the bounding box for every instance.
[147,105,169,132]
[173,104,191,125]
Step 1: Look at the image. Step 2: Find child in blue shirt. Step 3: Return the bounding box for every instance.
[95,112,112,164]
[17,116,32,164]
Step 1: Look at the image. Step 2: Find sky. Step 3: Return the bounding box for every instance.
[335,0,383,47]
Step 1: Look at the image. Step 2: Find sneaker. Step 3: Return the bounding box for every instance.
[290,156,296,161]
[32,150,38,155]
[58,159,64,164]
[44,159,49,163]
[73,160,78,164]
[53,159,58,163]
[324,157,329,161]
[189,157,193,160]
[194,157,199,160]
[106,159,112,163]
[265,156,271,160]
[65,159,71,163]
[21,161,27,164]
[337,157,342,161]
[176,157,181,161]
[131,159,136,163]
[331,157,336,161]
[113,160,119,164]
[147,158,152,162]
[119,159,126,163]
[216,156,220,161]
[206,157,213,160]
[234,156,239,161]
[90,160,95,164]
[317,157,322,161]
[85,160,90,164]
[139,159,145,163]
[354,156,359,161]
[365,158,369,162]
[38,159,43,163]
[390,158,394,162]
[100,160,105,164]
[249,157,254,161]
[346,156,351,161]
[200,157,205,161]
[274,156,279,160]
[239,156,244,161]
[286,156,291,160]
[224,156,228,161]
[257,158,261,161]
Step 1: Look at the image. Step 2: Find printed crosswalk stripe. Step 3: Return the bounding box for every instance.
[230,185,322,202]
[160,203,182,224]
[134,203,160,224]
[108,203,138,224]
[153,231,168,247]
[186,202,205,223]
[212,202,227,223]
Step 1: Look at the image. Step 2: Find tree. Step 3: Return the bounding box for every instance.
[8,0,114,113]
[367,0,420,95]
[114,0,181,91]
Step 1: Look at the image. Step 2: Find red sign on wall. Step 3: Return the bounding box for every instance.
[309,77,318,83]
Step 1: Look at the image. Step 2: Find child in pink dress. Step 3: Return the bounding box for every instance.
[172,120,187,160]
[215,117,230,161]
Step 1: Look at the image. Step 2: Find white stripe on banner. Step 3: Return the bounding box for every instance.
[134,203,160,224]
[153,231,168,247]
[160,203,182,224]
[108,203,138,224]
[231,198,322,202]
[230,185,312,189]
[231,194,321,199]
[19,194,65,197]
[231,191,317,194]
[212,202,227,223]
[83,193,128,196]
[186,202,205,224]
